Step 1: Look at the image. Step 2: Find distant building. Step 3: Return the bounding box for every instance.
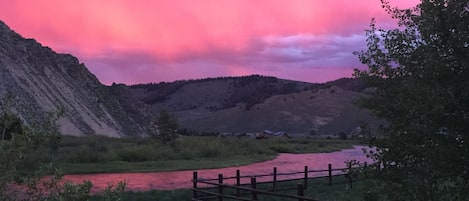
[256,130,290,139]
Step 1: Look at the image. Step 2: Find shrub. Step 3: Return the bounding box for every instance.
[118,146,153,162]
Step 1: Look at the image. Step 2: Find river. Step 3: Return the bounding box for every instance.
[63,145,370,193]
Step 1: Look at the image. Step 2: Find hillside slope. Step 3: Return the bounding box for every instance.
[175,86,378,134]
[130,76,379,135]
[130,75,313,112]
[0,20,149,137]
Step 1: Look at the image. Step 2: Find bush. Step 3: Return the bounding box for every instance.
[269,144,292,153]
[338,132,347,140]
[118,146,154,162]
[150,110,179,144]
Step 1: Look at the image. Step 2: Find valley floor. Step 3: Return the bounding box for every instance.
[52,135,360,174]
[31,135,366,200]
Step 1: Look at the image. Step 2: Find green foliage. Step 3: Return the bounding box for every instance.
[54,136,355,174]
[150,110,179,144]
[91,189,192,201]
[131,74,306,110]
[0,105,101,201]
[338,132,348,140]
[47,180,93,201]
[354,0,469,200]
[0,112,61,200]
[102,181,126,201]
[0,97,126,201]
[0,112,23,141]
[90,175,368,201]
[117,145,154,162]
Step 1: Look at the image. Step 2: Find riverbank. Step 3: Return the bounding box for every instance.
[62,146,370,192]
[89,175,369,201]
[49,136,360,174]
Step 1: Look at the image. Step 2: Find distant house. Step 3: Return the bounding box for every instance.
[256,130,290,139]
[350,127,365,139]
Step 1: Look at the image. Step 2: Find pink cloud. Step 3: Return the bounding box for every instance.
[0,0,419,84]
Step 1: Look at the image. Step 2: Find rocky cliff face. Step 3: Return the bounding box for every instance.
[0,20,149,137]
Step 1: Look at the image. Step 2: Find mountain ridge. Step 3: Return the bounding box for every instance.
[0,20,150,137]
[128,75,377,135]
[0,19,378,137]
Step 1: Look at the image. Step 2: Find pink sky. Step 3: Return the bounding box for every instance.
[0,0,419,85]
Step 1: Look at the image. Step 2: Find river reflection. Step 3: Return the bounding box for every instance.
[63,146,370,193]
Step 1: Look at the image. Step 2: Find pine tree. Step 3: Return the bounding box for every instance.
[151,110,179,144]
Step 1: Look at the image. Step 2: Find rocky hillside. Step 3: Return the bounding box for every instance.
[0,19,377,137]
[0,20,149,137]
[129,76,379,135]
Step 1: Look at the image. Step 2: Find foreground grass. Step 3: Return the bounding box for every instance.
[60,155,275,174]
[260,176,368,201]
[90,175,369,201]
[46,136,358,174]
[90,189,192,201]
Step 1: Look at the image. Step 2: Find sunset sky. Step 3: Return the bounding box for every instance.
[0,0,419,85]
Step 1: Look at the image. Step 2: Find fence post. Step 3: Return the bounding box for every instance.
[273,167,277,192]
[297,183,304,201]
[251,177,258,200]
[218,174,224,201]
[303,166,308,189]
[348,163,353,189]
[236,169,241,197]
[192,171,198,199]
[328,164,332,185]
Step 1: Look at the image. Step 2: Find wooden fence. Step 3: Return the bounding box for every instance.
[191,163,357,201]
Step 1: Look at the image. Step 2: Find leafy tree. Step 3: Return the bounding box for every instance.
[338,132,347,140]
[0,112,22,141]
[0,97,126,200]
[0,106,94,201]
[354,0,469,200]
[151,110,179,144]
[0,94,22,141]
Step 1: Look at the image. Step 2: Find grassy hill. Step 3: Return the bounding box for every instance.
[175,86,378,135]
[129,75,313,111]
[128,76,380,136]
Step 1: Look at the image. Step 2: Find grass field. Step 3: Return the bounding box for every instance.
[46,135,359,174]
[23,135,365,200]
[90,175,371,201]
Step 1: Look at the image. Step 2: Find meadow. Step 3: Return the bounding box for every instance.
[42,135,358,174]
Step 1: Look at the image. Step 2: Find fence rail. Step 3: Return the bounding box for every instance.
[191,163,357,201]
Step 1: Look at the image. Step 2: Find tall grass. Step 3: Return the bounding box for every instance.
[52,135,357,173]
